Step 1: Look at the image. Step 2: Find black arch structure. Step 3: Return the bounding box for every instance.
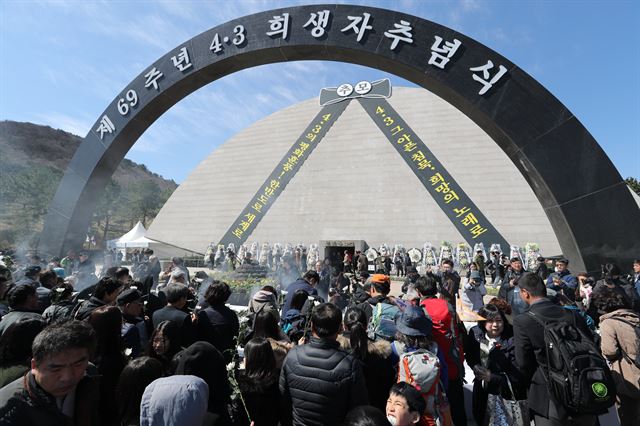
[40,4,639,273]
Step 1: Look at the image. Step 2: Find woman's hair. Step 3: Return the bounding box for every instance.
[592,286,630,314]
[244,337,277,382]
[389,382,426,417]
[477,303,512,338]
[252,309,283,341]
[116,356,163,424]
[147,320,180,361]
[290,289,309,311]
[0,318,46,366]
[414,275,438,298]
[343,405,390,426]
[89,306,124,358]
[93,277,122,300]
[486,297,512,315]
[204,280,231,305]
[50,282,74,304]
[343,306,368,360]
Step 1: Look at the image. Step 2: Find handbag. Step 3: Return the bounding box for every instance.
[485,373,529,426]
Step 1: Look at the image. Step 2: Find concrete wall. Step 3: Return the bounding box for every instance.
[147,87,563,256]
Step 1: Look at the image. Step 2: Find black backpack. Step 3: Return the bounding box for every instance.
[528,311,616,416]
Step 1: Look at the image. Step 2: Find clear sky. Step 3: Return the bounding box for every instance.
[1,0,638,184]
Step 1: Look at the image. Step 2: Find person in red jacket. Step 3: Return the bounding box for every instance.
[415,275,466,426]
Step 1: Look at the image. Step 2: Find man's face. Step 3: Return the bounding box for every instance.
[556,262,566,273]
[25,293,40,310]
[79,254,88,263]
[512,260,523,271]
[123,300,143,317]
[32,348,89,397]
[633,262,640,273]
[315,262,322,272]
[441,263,452,273]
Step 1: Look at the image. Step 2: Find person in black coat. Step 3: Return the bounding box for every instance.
[174,341,232,424]
[152,283,196,349]
[280,303,368,426]
[337,306,395,414]
[233,337,281,426]
[513,272,595,426]
[197,281,239,363]
[73,276,123,321]
[465,304,526,425]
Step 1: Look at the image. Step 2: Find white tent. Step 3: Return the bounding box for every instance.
[107,222,177,259]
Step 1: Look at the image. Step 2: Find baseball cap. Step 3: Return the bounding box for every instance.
[117,288,144,305]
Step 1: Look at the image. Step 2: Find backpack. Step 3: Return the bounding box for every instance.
[609,316,640,369]
[397,347,452,426]
[528,311,616,416]
[281,312,306,342]
[367,301,399,341]
[421,299,463,380]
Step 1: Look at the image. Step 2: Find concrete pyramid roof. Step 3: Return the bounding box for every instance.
[147,87,563,256]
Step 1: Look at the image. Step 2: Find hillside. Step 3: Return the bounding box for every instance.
[0,120,178,248]
[0,120,176,191]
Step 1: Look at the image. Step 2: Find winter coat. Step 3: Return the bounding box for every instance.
[546,269,578,299]
[0,365,28,389]
[465,325,527,425]
[337,334,396,413]
[462,280,487,312]
[233,371,281,426]
[281,278,317,318]
[198,303,240,363]
[498,274,527,315]
[42,300,76,324]
[600,309,640,399]
[0,370,100,426]
[152,305,196,350]
[174,341,232,422]
[73,296,106,321]
[513,298,593,418]
[0,309,42,336]
[140,375,211,426]
[279,337,368,426]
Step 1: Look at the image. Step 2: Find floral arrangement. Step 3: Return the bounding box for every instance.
[422,242,437,268]
[439,242,453,264]
[456,243,471,268]
[524,243,541,270]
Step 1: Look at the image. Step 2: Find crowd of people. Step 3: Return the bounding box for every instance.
[0,247,638,426]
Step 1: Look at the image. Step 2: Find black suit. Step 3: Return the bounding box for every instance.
[513,298,594,424]
[152,305,195,349]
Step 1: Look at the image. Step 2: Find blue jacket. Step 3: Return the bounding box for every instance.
[546,269,577,292]
[282,278,317,318]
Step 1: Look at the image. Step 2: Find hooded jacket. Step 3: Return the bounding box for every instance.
[600,309,640,398]
[337,334,395,413]
[279,337,368,426]
[140,375,209,426]
[248,290,279,321]
[173,341,231,420]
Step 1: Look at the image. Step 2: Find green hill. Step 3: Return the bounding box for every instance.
[0,120,178,249]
